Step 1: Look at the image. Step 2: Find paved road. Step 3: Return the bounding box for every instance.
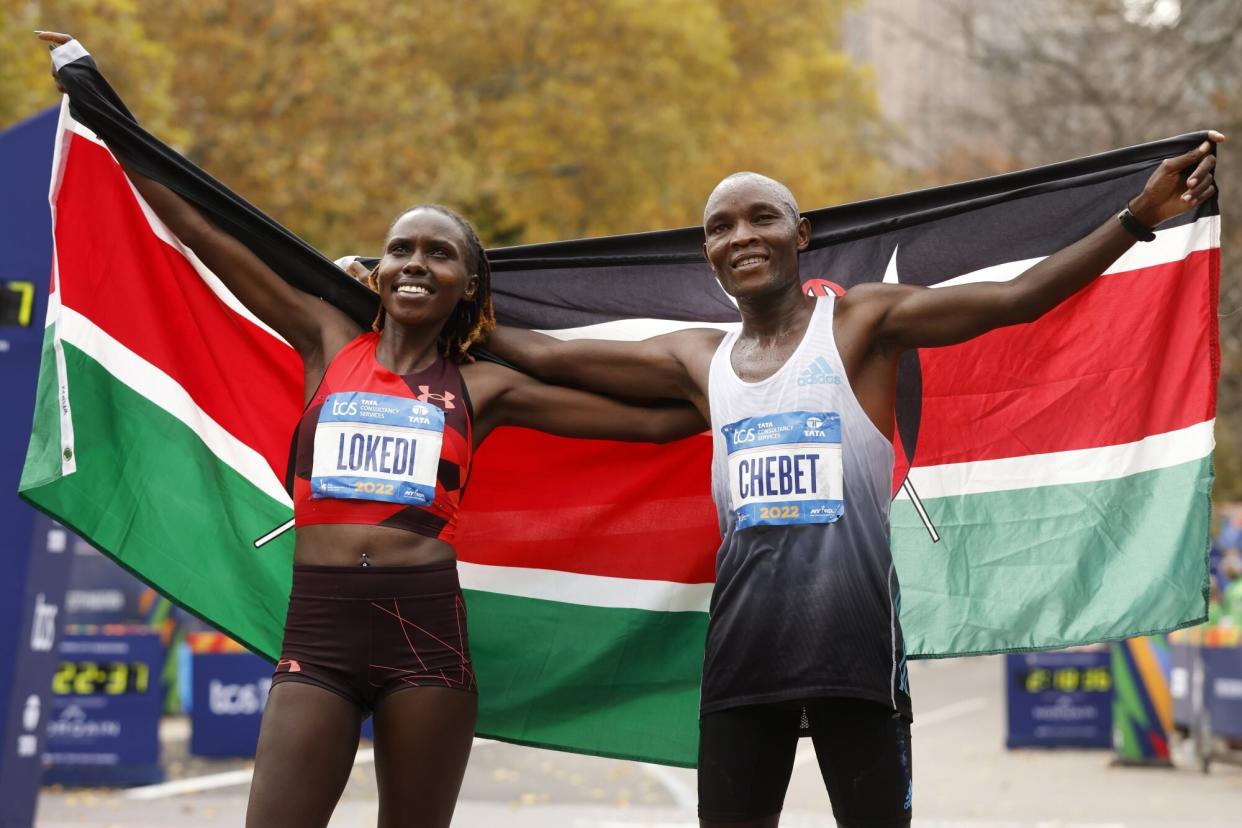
[36,656,1242,826]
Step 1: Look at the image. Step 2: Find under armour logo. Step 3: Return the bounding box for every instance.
[416,386,456,409]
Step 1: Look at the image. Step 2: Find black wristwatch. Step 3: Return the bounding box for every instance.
[1117,206,1156,242]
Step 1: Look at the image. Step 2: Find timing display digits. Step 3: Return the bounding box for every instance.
[51,661,151,695]
[1020,665,1111,693]
[0,280,35,328]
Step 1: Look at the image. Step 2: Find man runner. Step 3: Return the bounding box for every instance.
[486,139,1220,827]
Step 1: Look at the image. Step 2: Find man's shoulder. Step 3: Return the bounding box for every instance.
[836,281,916,320]
[655,326,728,353]
[840,281,906,304]
[658,327,727,391]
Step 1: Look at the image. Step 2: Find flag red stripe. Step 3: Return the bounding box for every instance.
[55,134,302,478]
[912,249,1217,467]
[457,429,719,582]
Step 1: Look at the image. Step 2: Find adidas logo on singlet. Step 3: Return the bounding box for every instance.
[797,356,842,386]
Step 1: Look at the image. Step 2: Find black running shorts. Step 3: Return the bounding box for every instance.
[698,696,912,826]
[270,561,476,711]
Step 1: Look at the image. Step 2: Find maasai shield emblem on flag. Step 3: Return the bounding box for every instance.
[21,46,1215,767]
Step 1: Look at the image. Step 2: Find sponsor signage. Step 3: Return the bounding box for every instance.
[1202,645,1242,739]
[1005,650,1113,748]
[0,106,73,828]
[61,539,151,626]
[42,630,164,787]
[188,646,374,756]
[190,651,272,757]
[1169,639,1197,729]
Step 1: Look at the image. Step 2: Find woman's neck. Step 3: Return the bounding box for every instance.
[373,323,443,375]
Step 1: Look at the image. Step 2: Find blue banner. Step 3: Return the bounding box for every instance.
[190,651,272,758]
[0,106,74,828]
[1202,646,1242,739]
[188,648,374,755]
[42,630,163,787]
[1170,640,1195,730]
[1005,650,1113,749]
[62,540,152,626]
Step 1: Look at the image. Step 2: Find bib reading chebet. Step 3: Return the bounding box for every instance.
[311,391,445,505]
[722,410,844,529]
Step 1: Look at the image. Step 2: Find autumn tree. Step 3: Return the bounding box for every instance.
[1,0,888,251]
[1,0,180,141]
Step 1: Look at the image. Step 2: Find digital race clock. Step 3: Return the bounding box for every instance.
[1,280,35,328]
[51,661,152,696]
[1018,664,1112,694]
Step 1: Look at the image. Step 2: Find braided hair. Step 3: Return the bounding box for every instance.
[368,205,496,363]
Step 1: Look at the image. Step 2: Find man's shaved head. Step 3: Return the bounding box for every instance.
[703,172,800,226]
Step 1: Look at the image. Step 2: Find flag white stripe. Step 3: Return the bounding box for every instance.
[925,215,1216,289]
[459,561,713,613]
[48,101,79,475]
[896,419,1214,501]
[56,307,293,508]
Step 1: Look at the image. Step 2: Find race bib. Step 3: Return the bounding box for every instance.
[311,392,445,505]
[722,411,844,529]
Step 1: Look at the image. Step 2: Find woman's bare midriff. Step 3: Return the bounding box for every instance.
[293,523,456,567]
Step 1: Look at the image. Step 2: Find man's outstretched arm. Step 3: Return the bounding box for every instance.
[856,133,1223,352]
[485,326,724,404]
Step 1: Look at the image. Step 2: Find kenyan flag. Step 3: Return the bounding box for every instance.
[21,48,1216,767]
[22,100,715,766]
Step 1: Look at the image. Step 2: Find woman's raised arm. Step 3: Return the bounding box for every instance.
[38,31,361,369]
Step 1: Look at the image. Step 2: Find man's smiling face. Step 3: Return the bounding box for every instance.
[703,174,809,301]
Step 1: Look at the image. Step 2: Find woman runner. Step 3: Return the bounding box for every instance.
[40,32,707,828]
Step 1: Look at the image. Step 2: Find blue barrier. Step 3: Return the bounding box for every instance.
[1202,646,1242,740]
[42,630,164,787]
[190,651,373,757]
[0,105,73,828]
[1170,641,1195,730]
[1005,650,1112,749]
[190,652,271,758]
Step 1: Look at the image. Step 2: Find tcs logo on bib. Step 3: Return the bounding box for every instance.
[331,398,359,417]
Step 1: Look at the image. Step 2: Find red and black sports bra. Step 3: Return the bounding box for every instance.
[292,332,474,543]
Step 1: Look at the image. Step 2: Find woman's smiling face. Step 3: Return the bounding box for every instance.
[375,208,478,329]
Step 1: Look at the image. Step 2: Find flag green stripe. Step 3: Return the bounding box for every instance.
[19,323,64,490]
[893,455,1212,658]
[465,588,705,767]
[20,341,295,658]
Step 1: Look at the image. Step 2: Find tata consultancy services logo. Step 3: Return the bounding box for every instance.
[797,356,842,387]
